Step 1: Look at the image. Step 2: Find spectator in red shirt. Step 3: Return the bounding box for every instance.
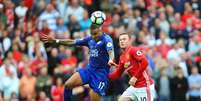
[51,77,64,101]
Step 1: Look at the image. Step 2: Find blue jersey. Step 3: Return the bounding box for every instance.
[75,33,114,96]
[75,33,114,69]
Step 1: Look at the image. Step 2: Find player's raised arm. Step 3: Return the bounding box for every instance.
[104,35,118,67]
[40,33,76,45]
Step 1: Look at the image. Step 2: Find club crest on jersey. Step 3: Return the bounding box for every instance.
[107,42,112,47]
[124,62,130,68]
[136,50,143,56]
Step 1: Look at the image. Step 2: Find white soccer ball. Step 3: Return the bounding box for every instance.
[90,11,106,26]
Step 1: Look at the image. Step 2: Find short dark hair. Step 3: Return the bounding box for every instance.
[91,24,101,29]
[119,33,131,39]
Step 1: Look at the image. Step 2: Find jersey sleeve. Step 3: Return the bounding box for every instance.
[127,47,149,79]
[105,35,114,51]
[75,36,91,46]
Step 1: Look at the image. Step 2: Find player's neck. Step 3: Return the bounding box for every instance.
[94,32,103,42]
[124,46,131,51]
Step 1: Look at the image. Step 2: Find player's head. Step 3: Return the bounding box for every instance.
[119,33,131,49]
[90,24,102,41]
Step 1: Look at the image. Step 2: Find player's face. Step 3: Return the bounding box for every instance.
[91,27,101,41]
[119,34,131,49]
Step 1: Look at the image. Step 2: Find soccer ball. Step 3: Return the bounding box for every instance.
[90,11,106,26]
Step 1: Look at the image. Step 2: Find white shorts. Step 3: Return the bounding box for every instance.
[121,84,155,101]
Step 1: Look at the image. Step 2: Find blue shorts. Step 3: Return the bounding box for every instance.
[78,66,109,96]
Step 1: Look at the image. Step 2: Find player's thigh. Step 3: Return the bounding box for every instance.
[118,96,133,101]
[89,89,101,101]
[65,72,83,89]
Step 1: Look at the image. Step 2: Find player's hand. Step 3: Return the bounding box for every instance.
[129,76,137,86]
[40,33,54,43]
[108,60,118,67]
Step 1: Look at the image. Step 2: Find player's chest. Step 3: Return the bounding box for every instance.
[88,40,105,49]
[120,53,135,69]
[88,40,105,57]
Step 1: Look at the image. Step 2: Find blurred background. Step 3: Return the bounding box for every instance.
[0,0,200,101]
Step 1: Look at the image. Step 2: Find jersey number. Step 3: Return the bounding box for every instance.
[98,82,105,90]
[140,97,146,101]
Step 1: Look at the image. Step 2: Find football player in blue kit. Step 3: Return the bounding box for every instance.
[40,24,116,101]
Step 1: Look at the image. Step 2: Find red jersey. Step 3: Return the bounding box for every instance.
[109,46,154,88]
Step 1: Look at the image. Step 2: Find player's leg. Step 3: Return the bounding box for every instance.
[89,89,101,101]
[64,72,83,101]
[88,68,110,101]
[118,96,132,101]
[119,86,139,101]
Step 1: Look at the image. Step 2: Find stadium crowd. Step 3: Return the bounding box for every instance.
[0,0,201,101]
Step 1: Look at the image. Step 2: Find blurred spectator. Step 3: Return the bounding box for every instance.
[10,92,19,101]
[167,42,185,65]
[2,30,12,55]
[64,0,84,23]
[0,3,7,26]
[55,17,69,39]
[67,15,81,38]
[79,10,91,32]
[30,50,47,75]
[38,4,59,31]
[170,67,188,101]
[57,45,66,62]
[36,67,51,93]
[19,68,36,101]
[4,0,14,29]
[56,0,68,20]
[159,12,170,35]
[0,59,19,100]
[51,77,64,101]
[188,34,201,54]
[172,0,186,13]
[0,91,3,101]
[156,68,171,101]
[169,13,186,39]
[37,91,50,101]
[47,48,59,75]
[195,49,201,70]
[14,1,28,26]
[188,66,201,101]
[11,43,22,63]
[28,33,47,60]
[60,48,78,74]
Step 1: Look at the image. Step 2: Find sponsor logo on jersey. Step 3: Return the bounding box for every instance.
[124,61,130,68]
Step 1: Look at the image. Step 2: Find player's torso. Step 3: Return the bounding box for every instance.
[120,47,153,87]
[87,36,109,68]
[119,48,136,72]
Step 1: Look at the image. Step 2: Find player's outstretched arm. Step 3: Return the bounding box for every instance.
[107,49,118,67]
[40,33,76,46]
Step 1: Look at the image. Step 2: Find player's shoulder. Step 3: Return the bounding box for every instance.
[85,36,92,40]
[129,46,145,56]
[129,46,139,51]
[102,33,112,39]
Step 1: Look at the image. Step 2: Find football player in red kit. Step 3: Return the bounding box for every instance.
[109,33,155,101]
